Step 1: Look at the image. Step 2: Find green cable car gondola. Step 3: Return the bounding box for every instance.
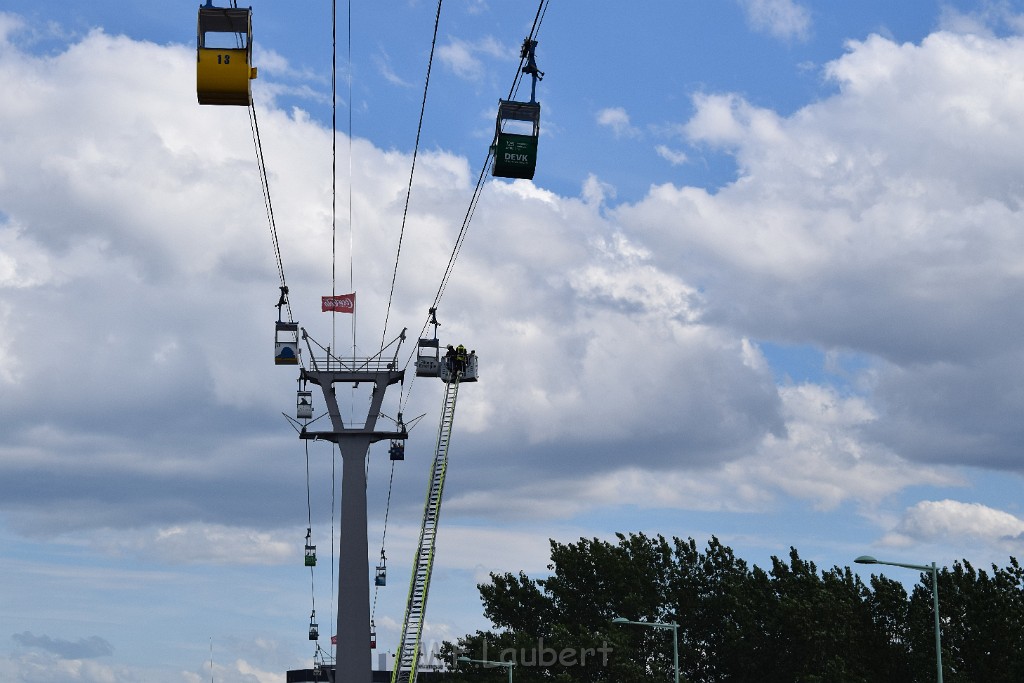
[493,39,543,180]
[304,528,316,567]
[493,100,541,180]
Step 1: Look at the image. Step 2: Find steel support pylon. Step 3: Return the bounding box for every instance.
[300,358,407,683]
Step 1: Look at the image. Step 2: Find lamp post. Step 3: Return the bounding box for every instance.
[855,555,943,683]
[457,656,514,683]
[611,617,679,683]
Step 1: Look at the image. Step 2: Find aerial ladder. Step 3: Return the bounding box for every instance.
[392,319,477,683]
[391,376,459,683]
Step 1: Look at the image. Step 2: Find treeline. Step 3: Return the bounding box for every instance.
[443,532,1024,683]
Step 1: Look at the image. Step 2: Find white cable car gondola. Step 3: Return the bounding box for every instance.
[297,388,313,420]
[375,550,387,586]
[274,287,300,365]
[275,321,299,365]
[308,611,319,641]
[415,307,442,377]
[415,337,441,378]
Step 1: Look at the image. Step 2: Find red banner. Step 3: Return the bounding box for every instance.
[322,293,355,313]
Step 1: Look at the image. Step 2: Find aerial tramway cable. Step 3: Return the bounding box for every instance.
[397,0,552,416]
[304,440,316,644]
[331,0,338,350]
[331,0,358,356]
[371,460,396,623]
[359,1,446,614]
[428,0,551,311]
[242,0,549,666]
[228,0,385,663]
[379,0,445,354]
[249,102,294,325]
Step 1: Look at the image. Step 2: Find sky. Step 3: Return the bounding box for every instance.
[2,0,1024,681]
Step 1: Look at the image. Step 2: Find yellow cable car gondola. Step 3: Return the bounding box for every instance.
[197,2,257,106]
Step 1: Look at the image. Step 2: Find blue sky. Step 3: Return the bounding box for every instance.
[3,1,1024,681]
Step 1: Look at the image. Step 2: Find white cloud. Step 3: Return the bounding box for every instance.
[937,3,1024,37]
[0,12,24,41]
[684,91,784,149]
[655,145,688,166]
[473,381,957,519]
[596,106,640,138]
[882,500,1024,554]
[4,648,290,683]
[438,35,504,81]
[739,0,812,41]
[4,24,1024,546]
[374,48,413,87]
[11,632,113,659]
[7,8,1024,680]
[618,30,1024,476]
[4,11,1024,660]
[146,524,294,565]
[581,174,616,206]
[235,659,281,683]
[749,384,958,510]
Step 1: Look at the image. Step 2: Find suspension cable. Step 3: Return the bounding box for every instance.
[249,102,293,323]
[305,440,316,624]
[331,443,337,638]
[329,0,358,359]
[332,0,338,350]
[378,0,445,353]
[279,0,550,650]
[305,441,313,529]
[371,460,396,622]
[396,0,551,416]
[347,0,357,357]
[428,0,550,315]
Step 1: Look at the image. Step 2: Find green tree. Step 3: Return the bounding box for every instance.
[865,574,913,679]
[914,558,1024,683]
[445,534,1024,683]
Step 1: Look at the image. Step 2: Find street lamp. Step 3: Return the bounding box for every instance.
[457,656,514,683]
[611,617,680,683]
[855,555,943,683]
